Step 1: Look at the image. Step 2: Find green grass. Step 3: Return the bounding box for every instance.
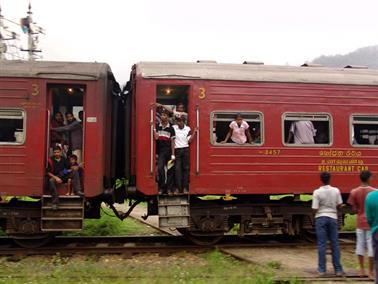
[2,207,158,237]
[65,208,162,236]
[343,214,356,231]
[0,250,304,284]
[270,195,312,201]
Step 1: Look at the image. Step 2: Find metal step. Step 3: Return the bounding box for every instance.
[41,195,84,231]
[158,195,190,228]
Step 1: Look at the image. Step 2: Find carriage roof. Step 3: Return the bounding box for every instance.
[136,61,378,86]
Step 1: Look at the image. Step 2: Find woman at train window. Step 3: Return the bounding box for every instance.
[220,113,252,145]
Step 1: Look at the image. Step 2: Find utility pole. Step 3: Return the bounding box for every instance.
[20,2,44,61]
[0,4,17,60]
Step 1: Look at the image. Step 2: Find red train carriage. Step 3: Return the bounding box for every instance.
[2,60,378,246]
[0,60,121,246]
[124,62,378,244]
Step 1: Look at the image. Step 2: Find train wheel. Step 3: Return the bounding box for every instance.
[11,233,54,248]
[178,228,223,246]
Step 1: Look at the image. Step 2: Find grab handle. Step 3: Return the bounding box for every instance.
[46,110,51,166]
[196,105,200,175]
[150,106,154,175]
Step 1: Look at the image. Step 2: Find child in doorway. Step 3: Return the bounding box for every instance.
[66,154,84,196]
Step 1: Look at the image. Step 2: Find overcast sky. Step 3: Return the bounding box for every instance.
[1,0,377,83]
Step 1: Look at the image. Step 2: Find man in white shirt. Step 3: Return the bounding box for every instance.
[173,117,197,194]
[287,120,316,144]
[312,172,344,276]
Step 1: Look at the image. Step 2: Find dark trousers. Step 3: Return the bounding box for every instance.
[157,150,174,192]
[175,147,189,192]
[49,170,82,204]
[315,216,343,273]
[373,230,378,283]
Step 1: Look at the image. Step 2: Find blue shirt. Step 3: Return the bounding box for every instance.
[365,190,378,234]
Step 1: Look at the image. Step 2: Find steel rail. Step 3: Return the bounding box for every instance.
[0,233,355,256]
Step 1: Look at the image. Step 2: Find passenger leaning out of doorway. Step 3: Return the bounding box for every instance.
[47,146,83,210]
[52,111,83,164]
[50,111,66,148]
[221,113,253,144]
[173,116,197,194]
[156,102,188,124]
[153,110,176,195]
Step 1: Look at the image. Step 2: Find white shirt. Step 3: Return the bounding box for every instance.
[312,185,343,219]
[290,121,316,144]
[173,125,191,149]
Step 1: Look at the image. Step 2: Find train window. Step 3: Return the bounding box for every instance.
[283,113,332,146]
[0,109,25,145]
[211,112,263,146]
[351,115,378,146]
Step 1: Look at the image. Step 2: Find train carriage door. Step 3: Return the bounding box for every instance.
[155,85,190,193]
[46,85,85,188]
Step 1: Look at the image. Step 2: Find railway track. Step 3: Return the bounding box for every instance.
[0,232,355,256]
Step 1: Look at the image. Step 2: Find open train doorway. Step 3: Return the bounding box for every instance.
[156,85,189,124]
[47,84,85,164]
[154,85,190,194]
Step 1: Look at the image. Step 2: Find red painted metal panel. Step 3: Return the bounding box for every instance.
[133,76,378,196]
[0,77,111,198]
[0,78,46,196]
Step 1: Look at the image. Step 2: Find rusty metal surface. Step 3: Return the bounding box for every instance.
[0,60,112,80]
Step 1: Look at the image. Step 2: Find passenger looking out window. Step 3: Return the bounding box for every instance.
[173,116,197,194]
[284,113,331,146]
[211,112,262,146]
[153,110,176,195]
[221,113,253,145]
[47,146,83,210]
[52,111,83,163]
[351,115,378,146]
[287,121,316,144]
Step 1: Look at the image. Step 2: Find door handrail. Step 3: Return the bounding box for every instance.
[196,105,200,175]
[150,106,154,175]
[46,110,50,166]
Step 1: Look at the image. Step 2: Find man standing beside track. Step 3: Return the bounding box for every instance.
[347,170,375,278]
[365,180,378,283]
[312,171,344,276]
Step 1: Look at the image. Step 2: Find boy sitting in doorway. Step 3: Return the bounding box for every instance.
[66,154,84,196]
